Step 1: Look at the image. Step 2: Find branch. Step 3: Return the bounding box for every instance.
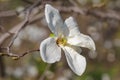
[0,0,43,59]
[57,6,85,15]
[22,0,33,4]
[0,10,18,18]
[0,0,43,46]
[0,48,40,60]
[0,25,6,33]
[87,9,120,21]
[0,0,43,18]
[0,13,29,46]
[57,6,120,21]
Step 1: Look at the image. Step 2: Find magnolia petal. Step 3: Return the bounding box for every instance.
[67,33,96,51]
[45,4,69,36]
[65,17,80,37]
[40,37,61,63]
[63,46,86,76]
[71,46,82,54]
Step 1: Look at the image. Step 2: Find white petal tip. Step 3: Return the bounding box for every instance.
[45,4,51,8]
[75,57,86,76]
[93,47,96,51]
[45,4,57,12]
[67,16,74,20]
[45,4,54,12]
[91,40,96,51]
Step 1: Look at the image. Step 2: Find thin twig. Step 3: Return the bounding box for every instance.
[57,6,85,15]
[87,9,120,21]
[0,0,42,45]
[0,0,43,59]
[27,0,43,13]
[69,0,79,7]
[8,11,30,48]
[57,6,120,21]
[0,49,40,60]
[0,25,5,33]
[22,0,33,4]
[0,10,18,18]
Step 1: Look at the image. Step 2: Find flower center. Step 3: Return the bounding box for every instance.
[56,37,67,46]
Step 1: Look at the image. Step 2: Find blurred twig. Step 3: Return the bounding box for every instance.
[0,48,40,60]
[0,12,29,46]
[0,10,18,17]
[87,9,120,21]
[0,0,43,59]
[59,0,120,21]
[58,6,120,21]
[0,25,6,33]
[22,0,33,4]
[0,0,43,18]
[0,0,120,21]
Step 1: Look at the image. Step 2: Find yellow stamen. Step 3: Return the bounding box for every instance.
[56,37,67,46]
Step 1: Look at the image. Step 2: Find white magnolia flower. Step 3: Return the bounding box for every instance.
[40,4,96,76]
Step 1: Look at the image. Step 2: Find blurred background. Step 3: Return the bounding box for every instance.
[0,0,120,80]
